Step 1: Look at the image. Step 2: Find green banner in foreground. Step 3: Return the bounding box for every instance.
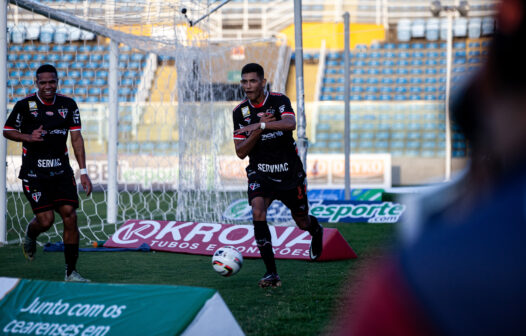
[0,277,244,336]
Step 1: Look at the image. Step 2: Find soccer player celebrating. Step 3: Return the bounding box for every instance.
[3,64,92,282]
[233,63,323,288]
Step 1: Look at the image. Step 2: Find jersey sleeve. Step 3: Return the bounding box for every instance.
[68,100,82,132]
[232,107,246,141]
[279,95,295,119]
[4,101,24,132]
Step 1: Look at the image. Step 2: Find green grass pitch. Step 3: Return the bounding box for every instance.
[0,196,395,335]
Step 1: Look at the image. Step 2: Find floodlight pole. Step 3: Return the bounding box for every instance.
[431,1,469,181]
[444,11,453,181]
[343,12,351,200]
[294,0,308,169]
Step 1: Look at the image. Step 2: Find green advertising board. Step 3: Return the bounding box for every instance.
[0,277,244,335]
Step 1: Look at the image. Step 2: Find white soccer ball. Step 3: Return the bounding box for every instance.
[212,246,243,277]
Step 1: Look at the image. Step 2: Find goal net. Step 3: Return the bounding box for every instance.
[4,0,291,245]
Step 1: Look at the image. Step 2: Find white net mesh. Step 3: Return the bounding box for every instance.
[5,0,290,245]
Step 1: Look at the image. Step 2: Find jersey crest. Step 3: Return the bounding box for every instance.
[58,108,68,118]
[32,192,41,202]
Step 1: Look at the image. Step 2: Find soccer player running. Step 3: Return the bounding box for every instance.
[233,63,323,288]
[3,64,92,282]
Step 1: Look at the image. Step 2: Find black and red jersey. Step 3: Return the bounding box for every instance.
[4,93,82,179]
[232,92,305,189]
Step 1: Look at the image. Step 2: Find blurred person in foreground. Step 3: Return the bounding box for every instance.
[331,0,526,334]
[3,64,92,282]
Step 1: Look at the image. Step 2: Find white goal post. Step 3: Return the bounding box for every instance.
[1,0,292,245]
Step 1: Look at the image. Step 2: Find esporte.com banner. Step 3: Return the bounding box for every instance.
[223,199,406,224]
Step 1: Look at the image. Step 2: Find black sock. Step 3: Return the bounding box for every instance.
[64,244,79,276]
[27,222,38,240]
[253,220,277,274]
[307,215,321,236]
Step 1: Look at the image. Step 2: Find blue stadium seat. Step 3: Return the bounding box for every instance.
[85,96,99,103]
[7,78,19,86]
[82,70,95,78]
[78,78,90,86]
[62,78,76,86]
[74,87,87,96]
[78,45,92,53]
[15,87,30,96]
[69,70,81,78]
[410,77,423,85]
[382,68,395,75]
[396,68,409,75]
[60,87,73,96]
[18,54,31,61]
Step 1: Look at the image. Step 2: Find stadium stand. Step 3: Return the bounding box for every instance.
[309,102,467,158]
[6,36,147,104]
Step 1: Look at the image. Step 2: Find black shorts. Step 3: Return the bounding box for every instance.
[22,175,79,214]
[247,176,309,217]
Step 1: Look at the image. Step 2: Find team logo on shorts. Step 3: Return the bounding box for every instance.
[32,192,41,203]
[58,108,68,118]
[249,182,260,191]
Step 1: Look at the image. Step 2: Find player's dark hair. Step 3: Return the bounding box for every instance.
[36,64,58,79]
[241,63,264,79]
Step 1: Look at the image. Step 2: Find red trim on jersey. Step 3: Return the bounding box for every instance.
[269,92,283,96]
[233,134,246,140]
[233,99,248,111]
[69,126,81,131]
[282,112,295,117]
[3,126,16,131]
[36,92,56,105]
[23,147,27,156]
[249,92,269,109]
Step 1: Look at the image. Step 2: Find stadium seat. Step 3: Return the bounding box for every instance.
[69,70,81,78]
[411,19,426,38]
[426,18,440,41]
[468,18,482,38]
[47,54,60,62]
[482,17,495,35]
[453,18,468,37]
[53,25,69,44]
[60,54,74,62]
[78,45,92,53]
[11,25,26,44]
[397,19,411,41]
[62,78,76,86]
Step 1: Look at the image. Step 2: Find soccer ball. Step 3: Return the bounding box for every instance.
[212,246,243,277]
